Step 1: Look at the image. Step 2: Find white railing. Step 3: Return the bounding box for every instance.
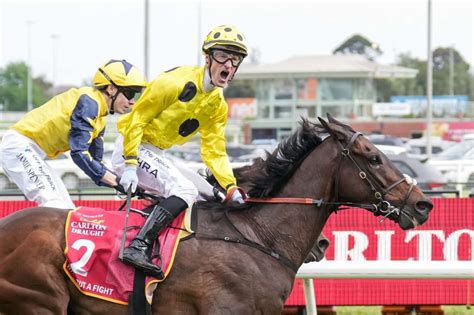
[296,260,474,315]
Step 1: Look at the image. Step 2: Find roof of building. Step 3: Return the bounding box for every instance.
[237,54,417,79]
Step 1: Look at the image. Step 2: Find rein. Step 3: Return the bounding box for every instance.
[246,132,415,221]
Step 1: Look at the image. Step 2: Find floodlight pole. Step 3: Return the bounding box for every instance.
[197,0,202,67]
[144,0,149,79]
[51,34,59,91]
[449,46,454,96]
[426,0,433,159]
[26,20,34,112]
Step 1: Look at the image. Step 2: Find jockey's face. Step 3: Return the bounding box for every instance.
[206,49,242,88]
[106,85,136,114]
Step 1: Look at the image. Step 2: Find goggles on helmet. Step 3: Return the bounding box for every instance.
[210,49,244,67]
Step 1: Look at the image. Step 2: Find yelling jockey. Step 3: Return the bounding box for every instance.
[0,59,146,209]
[112,25,249,279]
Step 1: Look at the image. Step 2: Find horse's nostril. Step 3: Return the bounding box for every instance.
[415,200,433,213]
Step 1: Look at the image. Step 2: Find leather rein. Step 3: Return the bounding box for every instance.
[246,132,415,220]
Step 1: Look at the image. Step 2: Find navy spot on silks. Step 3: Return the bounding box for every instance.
[178,82,197,102]
[105,59,133,74]
[213,32,221,39]
[165,66,180,73]
[237,34,243,41]
[224,27,232,32]
[179,119,199,137]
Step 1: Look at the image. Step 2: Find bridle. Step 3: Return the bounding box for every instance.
[246,131,417,222]
[331,131,416,221]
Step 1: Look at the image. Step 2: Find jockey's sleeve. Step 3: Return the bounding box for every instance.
[89,128,105,162]
[69,95,107,185]
[121,76,178,165]
[200,99,237,190]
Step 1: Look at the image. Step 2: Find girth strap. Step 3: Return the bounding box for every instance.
[194,232,299,273]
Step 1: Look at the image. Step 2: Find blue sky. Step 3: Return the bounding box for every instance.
[1,0,472,86]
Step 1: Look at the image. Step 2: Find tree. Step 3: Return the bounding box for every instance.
[374,53,424,101]
[0,62,51,111]
[333,34,382,61]
[432,47,471,96]
[375,48,473,102]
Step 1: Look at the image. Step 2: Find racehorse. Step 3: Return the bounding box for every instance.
[0,115,433,314]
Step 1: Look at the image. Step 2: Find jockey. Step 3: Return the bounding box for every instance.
[0,59,146,209]
[113,24,248,279]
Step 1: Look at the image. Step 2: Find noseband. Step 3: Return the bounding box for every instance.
[333,132,416,221]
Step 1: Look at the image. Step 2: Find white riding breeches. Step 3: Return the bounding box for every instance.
[0,129,76,209]
[112,135,199,207]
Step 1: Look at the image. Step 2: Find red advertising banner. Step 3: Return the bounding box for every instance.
[287,198,474,305]
[0,198,472,305]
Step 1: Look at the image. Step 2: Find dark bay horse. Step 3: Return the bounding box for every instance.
[0,116,433,314]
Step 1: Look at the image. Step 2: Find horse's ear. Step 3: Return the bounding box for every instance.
[327,113,337,123]
[318,116,329,129]
[318,116,339,139]
[319,114,351,142]
[327,113,348,127]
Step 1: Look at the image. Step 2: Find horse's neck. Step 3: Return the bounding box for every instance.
[242,140,339,268]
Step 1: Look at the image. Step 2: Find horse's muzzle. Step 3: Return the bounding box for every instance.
[398,198,433,229]
[414,198,433,225]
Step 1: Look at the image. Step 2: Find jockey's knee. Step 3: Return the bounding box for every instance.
[171,184,199,209]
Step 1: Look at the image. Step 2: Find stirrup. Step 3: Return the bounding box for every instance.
[121,249,164,279]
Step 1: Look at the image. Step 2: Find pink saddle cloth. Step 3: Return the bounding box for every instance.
[63,206,186,305]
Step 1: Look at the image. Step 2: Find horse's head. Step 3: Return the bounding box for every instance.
[318,114,433,230]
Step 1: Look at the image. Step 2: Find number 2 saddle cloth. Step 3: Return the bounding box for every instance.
[63,206,191,305]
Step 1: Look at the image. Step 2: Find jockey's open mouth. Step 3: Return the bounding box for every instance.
[220,69,230,81]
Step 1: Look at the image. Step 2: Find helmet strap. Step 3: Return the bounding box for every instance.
[203,62,216,92]
[103,85,119,115]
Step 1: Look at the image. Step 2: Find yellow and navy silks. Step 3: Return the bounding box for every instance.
[12,87,109,185]
[118,66,237,191]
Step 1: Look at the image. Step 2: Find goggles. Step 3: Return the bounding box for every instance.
[119,87,141,101]
[210,49,244,67]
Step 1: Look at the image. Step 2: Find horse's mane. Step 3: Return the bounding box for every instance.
[243,119,325,198]
[197,119,326,210]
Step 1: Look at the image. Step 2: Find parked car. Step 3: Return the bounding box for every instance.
[406,137,456,159]
[387,154,444,191]
[428,139,474,186]
[366,134,424,160]
[374,144,408,156]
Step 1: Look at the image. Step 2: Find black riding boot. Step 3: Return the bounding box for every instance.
[121,196,187,279]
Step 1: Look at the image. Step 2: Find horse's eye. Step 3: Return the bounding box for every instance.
[369,155,381,166]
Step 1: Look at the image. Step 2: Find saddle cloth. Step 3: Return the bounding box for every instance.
[63,206,190,305]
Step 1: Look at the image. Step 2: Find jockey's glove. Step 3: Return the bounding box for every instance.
[120,164,139,193]
[115,182,147,198]
[114,183,127,195]
[225,186,247,204]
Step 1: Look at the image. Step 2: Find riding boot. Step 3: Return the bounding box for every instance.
[121,196,187,279]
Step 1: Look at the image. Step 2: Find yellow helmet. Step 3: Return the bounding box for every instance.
[202,25,248,57]
[92,59,147,89]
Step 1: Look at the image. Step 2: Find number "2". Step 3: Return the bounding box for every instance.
[69,239,95,277]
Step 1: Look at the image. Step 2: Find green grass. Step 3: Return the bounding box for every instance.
[336,306,380,314]
[443,306,473,315]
